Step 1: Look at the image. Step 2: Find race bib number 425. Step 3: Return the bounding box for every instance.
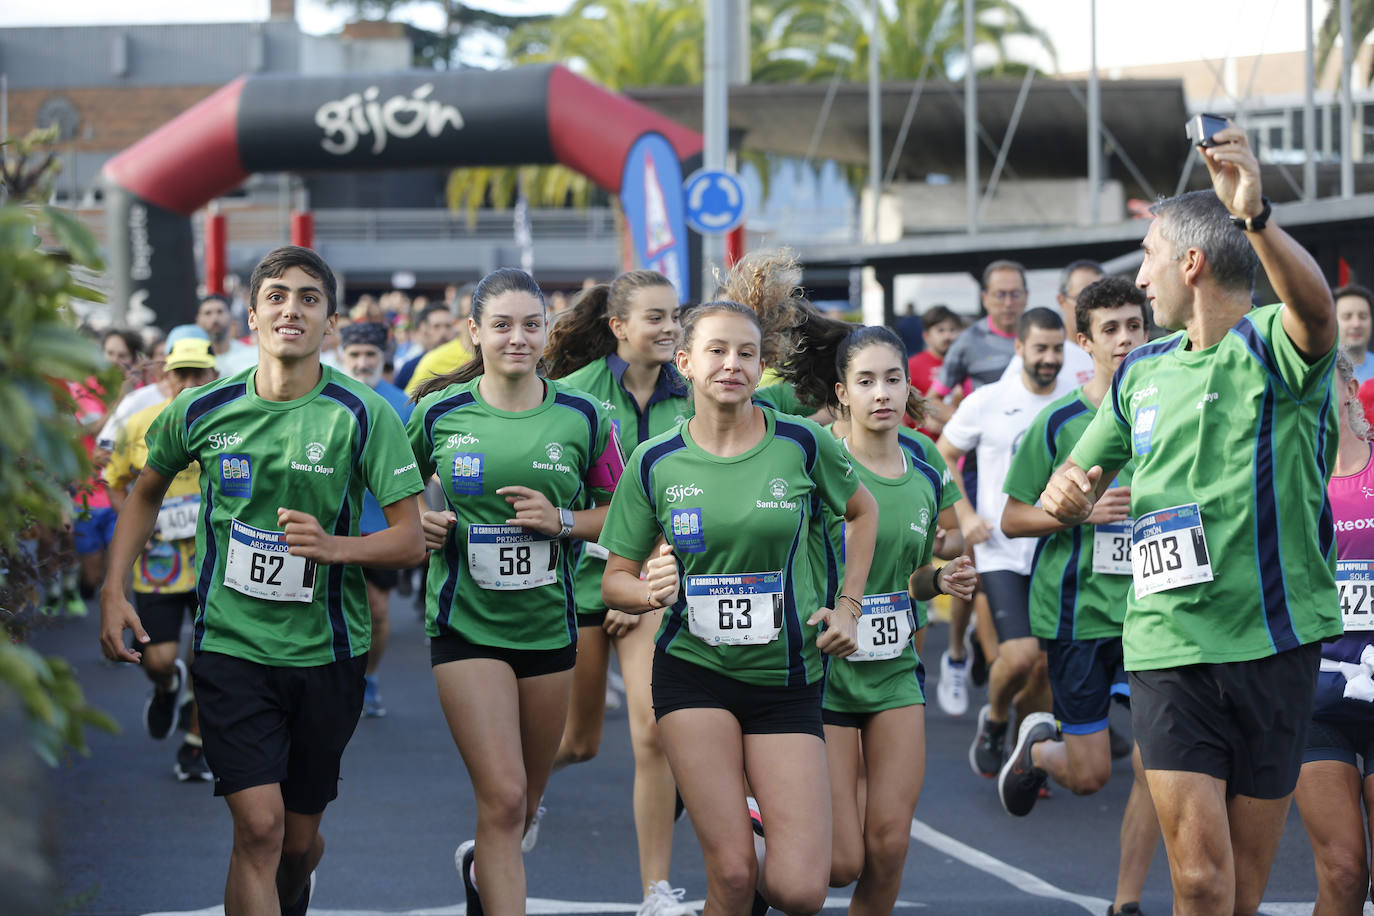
[1338,560,1374,632]
[686,571,784,646]
[223,519,316,603]
[1131,503,1213,599]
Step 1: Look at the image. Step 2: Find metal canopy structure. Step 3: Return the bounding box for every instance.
[796,194,1374,307]
[628,79,1192,199]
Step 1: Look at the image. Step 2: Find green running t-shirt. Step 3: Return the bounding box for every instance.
[144,366,425,666]
[409,377,621,650]
[1069,304,1342,669]
[558,355,692,617]
[599,406,859,687]
[1003,388,1133,641]
[822,442,940,714]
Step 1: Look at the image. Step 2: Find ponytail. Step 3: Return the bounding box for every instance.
[543,285,617,378]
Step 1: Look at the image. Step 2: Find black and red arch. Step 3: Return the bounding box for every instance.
[102,63,704,323]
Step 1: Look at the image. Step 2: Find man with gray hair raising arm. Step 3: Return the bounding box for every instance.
[1041,124,1340,915]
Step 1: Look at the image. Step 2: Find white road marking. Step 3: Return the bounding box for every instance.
[143,895,923,915]
[909,818,1111,913]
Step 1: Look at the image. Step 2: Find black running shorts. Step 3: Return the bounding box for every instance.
[1129,642,1321,799]
[429,631,576,679]
[651,648,824,738]
[133,590,198,645]
[191,651,367,813]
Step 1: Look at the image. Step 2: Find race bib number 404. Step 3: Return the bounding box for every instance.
[1338,560,1374,632]
[686,571,784,646]
[223,519,316,603]
[849,591,914,661]
[1131,503,1213,599]
[156,494,201,542]
[468,524,558,591]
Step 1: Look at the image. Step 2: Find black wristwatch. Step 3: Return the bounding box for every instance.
[1231,196,1271,232]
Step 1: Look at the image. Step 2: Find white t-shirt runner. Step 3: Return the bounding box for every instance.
[942,370,1073,573]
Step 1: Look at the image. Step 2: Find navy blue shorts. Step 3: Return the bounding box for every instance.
[1304,716,1374,778]
[73,507,118,554]
[1045,636,1129,735]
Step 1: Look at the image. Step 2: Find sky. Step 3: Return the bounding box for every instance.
[0,0,1327,76]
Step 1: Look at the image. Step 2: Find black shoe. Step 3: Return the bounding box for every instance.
[143,658,185,740]
[282,871,314,916]
[1109,725,1132,760]
[456,840,483,916]
[969,704,1008,778]
[997,712,1056,816]
[174,742,213,782]
[1108,903,1143,916]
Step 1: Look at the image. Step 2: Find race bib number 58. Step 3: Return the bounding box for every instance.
[468,524,558,591]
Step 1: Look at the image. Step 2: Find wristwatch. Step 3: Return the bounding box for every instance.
[557,508,575,539]
[1231,196,1271,232]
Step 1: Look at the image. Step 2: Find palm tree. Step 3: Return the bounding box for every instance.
[785,0,1055,82]
[445,0,1054,219]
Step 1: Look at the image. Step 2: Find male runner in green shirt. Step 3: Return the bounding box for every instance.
[1041,124,1340,916]
[99,246,426,915]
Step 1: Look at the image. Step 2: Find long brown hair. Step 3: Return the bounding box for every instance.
[411,267,546,401]
[544,270,675,379]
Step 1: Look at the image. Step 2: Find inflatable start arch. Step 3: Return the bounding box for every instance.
[102,63,703,324]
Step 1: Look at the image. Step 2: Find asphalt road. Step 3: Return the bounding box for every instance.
[31,592,1343,916]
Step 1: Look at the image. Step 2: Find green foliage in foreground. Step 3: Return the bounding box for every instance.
[1,128,120,762]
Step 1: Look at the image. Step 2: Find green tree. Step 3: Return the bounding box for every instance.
[0,129,118,766]
[446,0,1053,218]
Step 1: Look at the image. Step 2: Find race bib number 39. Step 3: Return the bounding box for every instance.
[1091,519,1133,575]
[1131,503,1213,599]
[849,591,914,661]
[468,524,557,591]
[1338,560,1374,632]
[223,519,316,603]
[686,571,784,646]
[156,494,202,542]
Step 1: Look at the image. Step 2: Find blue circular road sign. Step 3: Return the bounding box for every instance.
[683,169,747,235]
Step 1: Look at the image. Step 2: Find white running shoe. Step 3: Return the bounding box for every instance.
[521,801,547,853]
[636,880,697,916]
[936,649,969,717]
